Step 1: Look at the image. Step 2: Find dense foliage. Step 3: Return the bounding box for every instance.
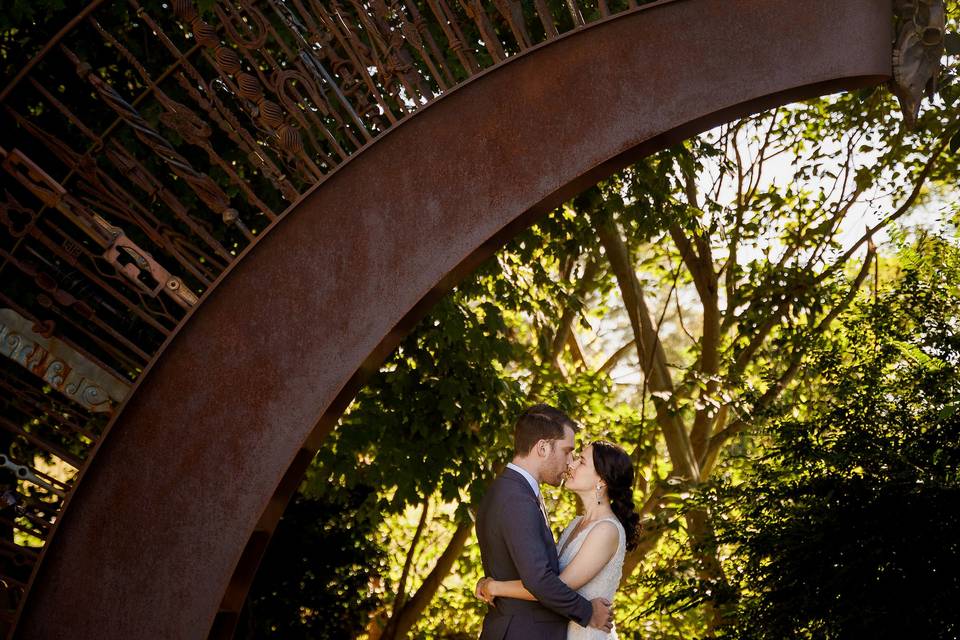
[241,490,386,639]
[638,238,960,638]
[720,239,960,639]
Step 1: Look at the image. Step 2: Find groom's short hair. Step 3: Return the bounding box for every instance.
[514,404,580,455]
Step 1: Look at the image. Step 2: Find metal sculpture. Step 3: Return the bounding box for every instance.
[0,0,902,637]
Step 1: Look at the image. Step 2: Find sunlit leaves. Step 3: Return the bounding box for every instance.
[705,238,960,639]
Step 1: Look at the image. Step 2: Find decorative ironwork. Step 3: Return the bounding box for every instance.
[0,308,130,413]
[891,0,947,127]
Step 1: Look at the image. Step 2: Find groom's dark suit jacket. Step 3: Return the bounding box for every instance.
[476,467,592,639]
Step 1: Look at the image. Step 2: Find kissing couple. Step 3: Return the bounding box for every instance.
[474,404,640,639]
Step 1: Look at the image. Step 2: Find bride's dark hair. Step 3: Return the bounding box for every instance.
[591,440,640,551]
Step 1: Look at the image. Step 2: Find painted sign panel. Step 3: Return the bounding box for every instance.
[0,308,130,413]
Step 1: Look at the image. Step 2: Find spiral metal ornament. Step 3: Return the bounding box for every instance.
[236,73,263,101]
[259,100,285,129]
[277,125,303,154]
[214,47,242,75]
[191,18,219,48]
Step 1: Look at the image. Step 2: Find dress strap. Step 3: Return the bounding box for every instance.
[580,517,624,548]
[558,515,620,558]
[582,516,618,528]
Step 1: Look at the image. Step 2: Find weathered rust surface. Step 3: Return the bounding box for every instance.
[15,0,891,637]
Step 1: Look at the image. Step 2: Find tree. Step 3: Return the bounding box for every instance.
[249,84,960,638]
[705,235,960,639]
[240,490,386,639]
[580,37,960,627]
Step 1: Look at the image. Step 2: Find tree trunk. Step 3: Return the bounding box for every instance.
[593,213,700,482]
[379,517,474,640]
[391,498,430,617]
[595,210,731,626]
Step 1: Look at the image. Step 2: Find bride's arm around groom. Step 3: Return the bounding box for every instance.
[479,520,620,601]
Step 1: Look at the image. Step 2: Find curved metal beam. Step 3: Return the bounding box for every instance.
[16,0,891,637]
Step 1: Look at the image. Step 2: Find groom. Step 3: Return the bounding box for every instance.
[476,404,613,639]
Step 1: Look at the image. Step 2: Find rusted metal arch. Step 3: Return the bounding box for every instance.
[15,0,891,637]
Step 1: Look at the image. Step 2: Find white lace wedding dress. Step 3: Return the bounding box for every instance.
[557,515,626,640]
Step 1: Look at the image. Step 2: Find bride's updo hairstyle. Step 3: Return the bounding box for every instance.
[591,440,640,551]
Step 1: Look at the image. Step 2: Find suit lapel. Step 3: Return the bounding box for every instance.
[502,468,555,544]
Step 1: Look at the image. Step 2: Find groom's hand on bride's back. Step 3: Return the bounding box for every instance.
[588,597,613,632]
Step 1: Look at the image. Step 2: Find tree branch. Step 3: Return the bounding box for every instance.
[702,241,876,474]
[671,173,722,461]
[598,339,636,374]
[391,498,430,617]
[743,109,779,204]
[565,329,588,370]
[721,123,748,312]
[380,517,473,640]
[813,125,955,288]
[621,484,674,580]
[593,212,700,482]
[549,259,599,362]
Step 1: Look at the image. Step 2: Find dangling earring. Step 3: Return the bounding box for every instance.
[596,484,602,505]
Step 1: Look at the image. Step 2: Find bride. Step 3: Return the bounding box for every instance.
[476,440,640,639]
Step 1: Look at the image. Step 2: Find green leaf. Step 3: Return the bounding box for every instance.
[950,130,960,154]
